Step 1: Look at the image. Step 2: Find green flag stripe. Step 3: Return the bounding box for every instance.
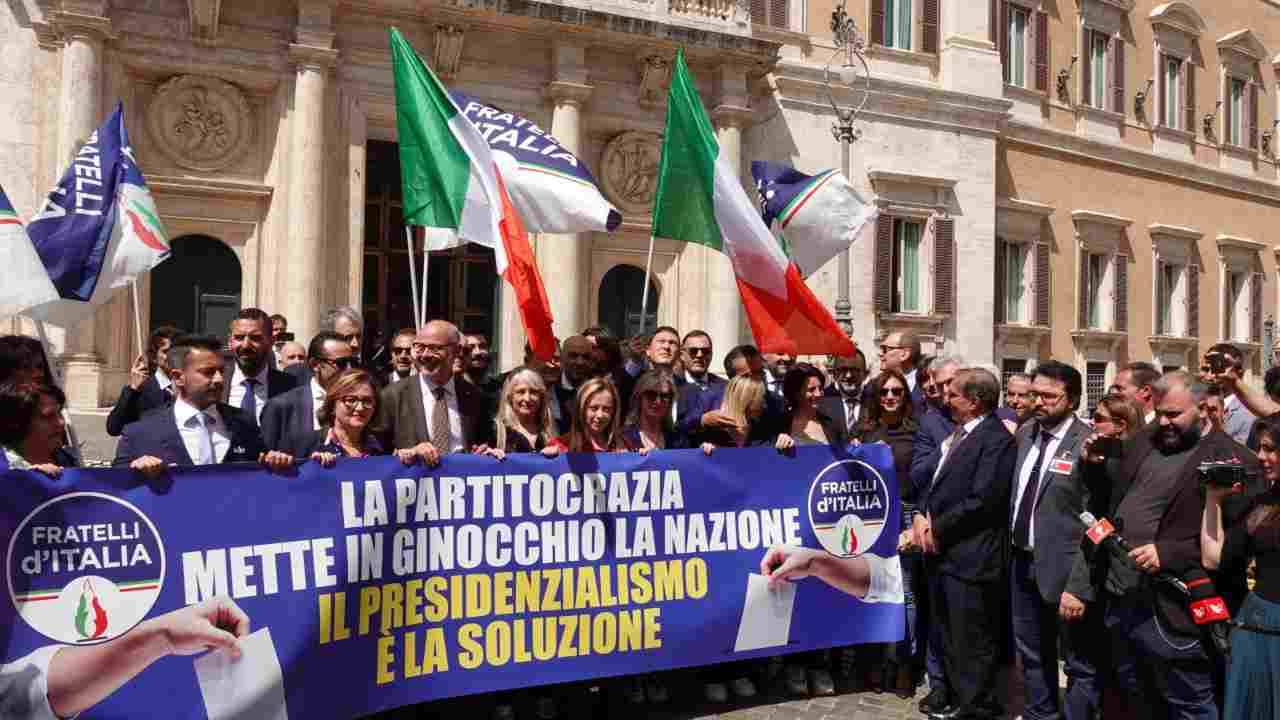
[127,199,163,231]
[389,28,470,229]
[650,49,723,251]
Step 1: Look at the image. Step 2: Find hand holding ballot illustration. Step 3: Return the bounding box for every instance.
[760,545,904,604]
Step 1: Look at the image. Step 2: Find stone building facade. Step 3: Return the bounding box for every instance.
[2,0,1276,413]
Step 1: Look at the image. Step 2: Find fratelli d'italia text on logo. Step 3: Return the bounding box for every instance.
[7,493,165,645]
[807,460,890,558]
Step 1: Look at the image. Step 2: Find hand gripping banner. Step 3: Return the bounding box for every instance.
[1,445,903,719]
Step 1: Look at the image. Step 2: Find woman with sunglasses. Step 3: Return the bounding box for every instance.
[309,370,385,465]
[622,370,689,453]
[474,368,559,459]
[853,369,921,698]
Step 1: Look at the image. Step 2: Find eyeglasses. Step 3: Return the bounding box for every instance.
[879,344,906,354]
[643,391,675,403]
[879,387,906,397]
[390,346,413,356]
[323,357,358,370]
[340,396,375,410]
[413,343,456,355]
[685,347,712,357]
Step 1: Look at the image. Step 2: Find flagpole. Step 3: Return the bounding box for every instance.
[420,231,430,326]
[406,226,422,328]
[638,232,656,336]
[129,279,145,357]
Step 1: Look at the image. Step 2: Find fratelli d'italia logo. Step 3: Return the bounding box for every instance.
[807,460,890,558]
[7,493,165,645]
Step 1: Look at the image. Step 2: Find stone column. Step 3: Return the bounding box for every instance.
[541,80,594,339]
[53,11,113,409]
[709,102,752,361]
[285,44,338,341]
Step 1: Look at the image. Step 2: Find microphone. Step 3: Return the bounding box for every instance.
[1078,512,1188,594]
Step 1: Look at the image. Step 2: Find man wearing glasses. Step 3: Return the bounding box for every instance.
[261,332,356,457]
[374,320,492,463]
[676,330,726,429]
[386,328,417,385]
[876,332,927,417]
[820,350,867,436]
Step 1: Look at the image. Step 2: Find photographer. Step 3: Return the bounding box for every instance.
[1200,344,1257,445]
[1080,370,1259,719]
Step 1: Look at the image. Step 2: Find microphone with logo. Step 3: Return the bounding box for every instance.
[1078,511,1231,656]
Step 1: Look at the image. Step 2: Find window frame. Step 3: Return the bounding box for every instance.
[1003,239,1029,323]
[1227,76,1246,147]
[883,0,915,51]
[891,217,925,314]
[1088,29,1109,109]
[1162,54,1182,130]
[1005,4,1030,88]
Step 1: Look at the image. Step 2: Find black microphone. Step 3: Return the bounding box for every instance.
[1078,511,1188,594]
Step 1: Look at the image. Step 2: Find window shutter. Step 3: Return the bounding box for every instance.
[922,0,940,54]
[1250,83,1260,150]
[1035,242,1050,326]
[1157,55,1168,126]
[1114,255,1128,332]
[1187,263,1199,338]
[873,215,892,313]
[871,0,885,46]
[1112,36,1125,114]
[933,217,955,315]
[1155,260,1166,335]
[1081,28,1092,106]
[998,1,1009,81]
[1252,271,1264,343]
[1078,252,1090,329]
[1225,80,1234,144]
[1035,10,1049,92]
[994,239,1007,323]
[1183,62,1195,134]
[989,0,997,45]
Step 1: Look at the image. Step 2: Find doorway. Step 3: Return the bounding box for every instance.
[149,234,242,335]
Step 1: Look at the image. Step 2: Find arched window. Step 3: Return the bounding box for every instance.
[598,264,658,338]
[149,234,241,335]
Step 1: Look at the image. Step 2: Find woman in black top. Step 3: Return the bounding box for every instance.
[1203,416,1280,719]
[775,363,847,451]
[474,368,558,458]
[0,383,78,475]
[622,370,689,451]
[854,369,919,698]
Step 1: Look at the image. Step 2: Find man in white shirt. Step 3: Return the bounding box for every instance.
[223,309,298,425]
[387,328,417,385]
[762,351,796,396]
[260,332,356,456]
[820,350,867,436]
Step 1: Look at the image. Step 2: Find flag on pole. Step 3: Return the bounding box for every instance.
[453,91,621,235]
[389,28,556,360]
[0,184,60,317]
[651,50,854,356]
[751,161,878,278]
[24,103,170,327]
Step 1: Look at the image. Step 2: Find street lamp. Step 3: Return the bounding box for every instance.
[823,1,870,336]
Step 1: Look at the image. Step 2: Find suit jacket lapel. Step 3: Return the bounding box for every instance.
[1032,417,1087,509]
[162,411,196,465]
[221,359,235,404]
[408,381,428,446]
[301,389,315,434]
[1015,424,1035,475]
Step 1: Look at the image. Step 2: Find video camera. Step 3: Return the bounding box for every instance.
[1197,459,1256,489]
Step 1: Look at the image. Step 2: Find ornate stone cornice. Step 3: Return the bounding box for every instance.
[710,104,752,129]
[48,10,116,43]
[544,81,594,107]
[288,44,340,72]
[188,0,223,46]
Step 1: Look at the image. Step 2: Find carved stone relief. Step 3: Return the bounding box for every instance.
[599,131,662,216]
[146,75,253,172]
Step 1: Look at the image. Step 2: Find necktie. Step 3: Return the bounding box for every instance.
[240,377,258,421]
[846,400,858,432]
[194,412,215,465]
[1013,429,1053,549]
[430,386,450,451]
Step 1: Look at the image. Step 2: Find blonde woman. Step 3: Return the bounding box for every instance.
[550,377,627,453]
[695,375,773,451]
[474,368,558,459]
[623,370,690,451]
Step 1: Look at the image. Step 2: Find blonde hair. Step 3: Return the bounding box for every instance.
[495,368,555,451]
[626,370,676,430]
[719,375,766,427]
[565,377,624,452]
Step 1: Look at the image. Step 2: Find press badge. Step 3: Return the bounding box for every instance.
[1048,453,1074,475]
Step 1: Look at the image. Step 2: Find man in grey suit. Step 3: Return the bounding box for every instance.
[1008,360,1100,720]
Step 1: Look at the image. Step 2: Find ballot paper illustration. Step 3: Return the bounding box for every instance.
[734,573,797,652]
[194,627,289,720]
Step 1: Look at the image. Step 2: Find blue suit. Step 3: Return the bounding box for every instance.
[911,406,957,499]
[676,381,785,438]
[112,402,267,468]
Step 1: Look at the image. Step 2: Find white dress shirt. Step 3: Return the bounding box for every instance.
[0,645,61,720]
[154,367,173,395]
[863,554,905,604]
[933,414,986,484]
[310,378,326,430]
[1010,415,1072,549]
[419,375,464,452]
[228,364,269,423]
[174,398,230,465]
[904,368,918,392]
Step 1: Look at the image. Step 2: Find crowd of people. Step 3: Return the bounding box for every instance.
[6,307,1280,720]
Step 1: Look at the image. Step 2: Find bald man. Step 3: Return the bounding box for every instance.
[373,320,493,455]
[276,341,306,369]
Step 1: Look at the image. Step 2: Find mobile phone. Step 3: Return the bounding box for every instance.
[1093,437,1124,459]
[1206,353,1228,374]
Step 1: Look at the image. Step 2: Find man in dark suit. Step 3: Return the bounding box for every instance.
[373,320,491,463]
[386,327,417,386]
[675,330,726,427]
[222,308,298,425]
[555,335,596,430]
[1007,361,1099,720]
[914,367,1015,719]
[461,332,501,402]
[113,336,292,474]
[678,344,784,437]
[819,349,867,438]
[106,326,182,436]
[874,331,928,418]
[260,332,355,457]
[1079,370,1260,719]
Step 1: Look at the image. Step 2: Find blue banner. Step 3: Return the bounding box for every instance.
[1,445,903,718]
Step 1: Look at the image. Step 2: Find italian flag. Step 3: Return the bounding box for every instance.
[651,50,855,356]
[389,28,556,360]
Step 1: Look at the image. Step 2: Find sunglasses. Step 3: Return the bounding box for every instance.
[685,347,712,357]
[643,391,675,403]
[879,387,906,397]
[324,357,359,370]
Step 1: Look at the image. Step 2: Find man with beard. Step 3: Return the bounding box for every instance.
[460,333,500,399]
[386,328,417,385]
[1008,361,1100,720]
[222,308,298,425]
[374,320,491,460]
[114,336,291,474]
[762,351,796,397]
[819,350,867,437]
[1080,370,1259,720]
[260,332,356,457]
[1004,373,1033,429]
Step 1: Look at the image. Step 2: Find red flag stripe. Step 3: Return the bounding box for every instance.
[493,167,557,361]
[736,263,854,356]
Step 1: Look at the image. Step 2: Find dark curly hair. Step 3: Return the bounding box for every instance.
[0,383,65,449]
